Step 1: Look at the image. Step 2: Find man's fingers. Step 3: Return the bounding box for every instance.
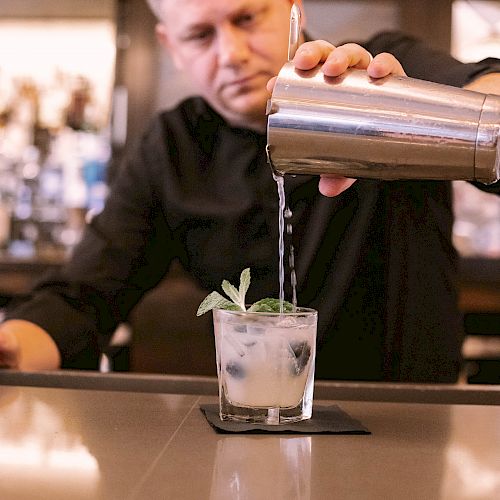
[293,40,336,71]
[288,42,406,82]
[266,76,277,92]
[318,176,357,197]
[321,43,373,77]
[367,52,406,78]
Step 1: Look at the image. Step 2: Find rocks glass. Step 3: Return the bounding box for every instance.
[213,307,317,425]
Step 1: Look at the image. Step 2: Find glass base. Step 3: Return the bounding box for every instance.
[219,387,312,425]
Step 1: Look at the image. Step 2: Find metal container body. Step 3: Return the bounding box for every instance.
[267,62,500,184]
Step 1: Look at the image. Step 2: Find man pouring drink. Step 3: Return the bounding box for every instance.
[1,0,499,383]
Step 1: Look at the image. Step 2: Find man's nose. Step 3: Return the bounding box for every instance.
[216,25,250,67]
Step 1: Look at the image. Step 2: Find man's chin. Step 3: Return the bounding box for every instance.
[222,108,267,132]
[222,95,267,119]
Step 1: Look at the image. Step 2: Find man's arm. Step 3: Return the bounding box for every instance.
[271,37,500,197]
[464,72,500,94]
[0,320,61,370]
[1,114,176,371]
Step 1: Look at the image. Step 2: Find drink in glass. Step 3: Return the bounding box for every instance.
[213,307,317,424]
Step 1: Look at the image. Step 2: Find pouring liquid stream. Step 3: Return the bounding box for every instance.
[269,3,301,314]
[273,172,298,313]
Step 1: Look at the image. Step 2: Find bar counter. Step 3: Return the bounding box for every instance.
[1,371,500,499]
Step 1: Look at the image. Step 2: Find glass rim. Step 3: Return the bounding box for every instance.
[213,306,317,317]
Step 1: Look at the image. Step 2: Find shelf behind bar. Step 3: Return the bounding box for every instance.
[1,370,500,405]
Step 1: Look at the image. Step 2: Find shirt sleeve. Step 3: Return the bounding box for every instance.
[363,30,500,86]
[4,117,177,367]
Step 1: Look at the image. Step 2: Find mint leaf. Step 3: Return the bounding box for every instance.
[221,280,242,308]
[220,267,251,311]
[196,291,241,316]
[249,298,294,313]
[238,268,251,302]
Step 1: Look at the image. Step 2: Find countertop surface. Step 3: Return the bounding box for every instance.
[1,373,500,499]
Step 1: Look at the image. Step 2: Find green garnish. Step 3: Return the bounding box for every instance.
[196,268,293,316]
[249,298,293,313]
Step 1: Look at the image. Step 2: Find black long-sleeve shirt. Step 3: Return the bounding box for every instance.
[6,32,500,381]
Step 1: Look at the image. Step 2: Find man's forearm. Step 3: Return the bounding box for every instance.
[464,72,500,94]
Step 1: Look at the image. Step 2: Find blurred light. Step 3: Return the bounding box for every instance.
[451,2,500,258]
[0,19,116,128]
[452,1,500,61]
[0,441,99,474]
[445,443,500,498]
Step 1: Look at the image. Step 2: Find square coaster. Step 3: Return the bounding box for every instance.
[200,404,370,434]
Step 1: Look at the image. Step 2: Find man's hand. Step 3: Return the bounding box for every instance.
[0,320,61,371]
[291,41,405,78]
[0,326,20,369]
[268,41,406,197]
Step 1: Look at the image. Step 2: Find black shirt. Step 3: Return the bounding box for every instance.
[7,32,500,381]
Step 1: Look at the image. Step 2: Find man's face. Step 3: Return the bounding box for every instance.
[157,0,294,131]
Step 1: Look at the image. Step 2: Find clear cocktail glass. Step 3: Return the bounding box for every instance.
[213,307,317,424]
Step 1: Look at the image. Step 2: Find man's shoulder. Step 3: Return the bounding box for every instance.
[361,30,417,55]
[137,96,223,165]
[137,97,206,144]
[157,97,211,127]
[142,97,221,141]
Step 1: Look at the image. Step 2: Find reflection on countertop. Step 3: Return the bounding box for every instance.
[209,436,312,500]
[0,386,100,499]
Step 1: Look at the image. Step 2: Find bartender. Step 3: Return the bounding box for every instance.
[1,0,499,381]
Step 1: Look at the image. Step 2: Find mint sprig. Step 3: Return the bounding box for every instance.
[221,267,250,311]
[196,268,293,316]
[249,298,293,313]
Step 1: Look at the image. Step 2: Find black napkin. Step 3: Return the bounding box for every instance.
[200,404,370,434]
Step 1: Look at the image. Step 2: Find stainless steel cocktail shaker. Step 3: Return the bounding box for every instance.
[266,62,500,184]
